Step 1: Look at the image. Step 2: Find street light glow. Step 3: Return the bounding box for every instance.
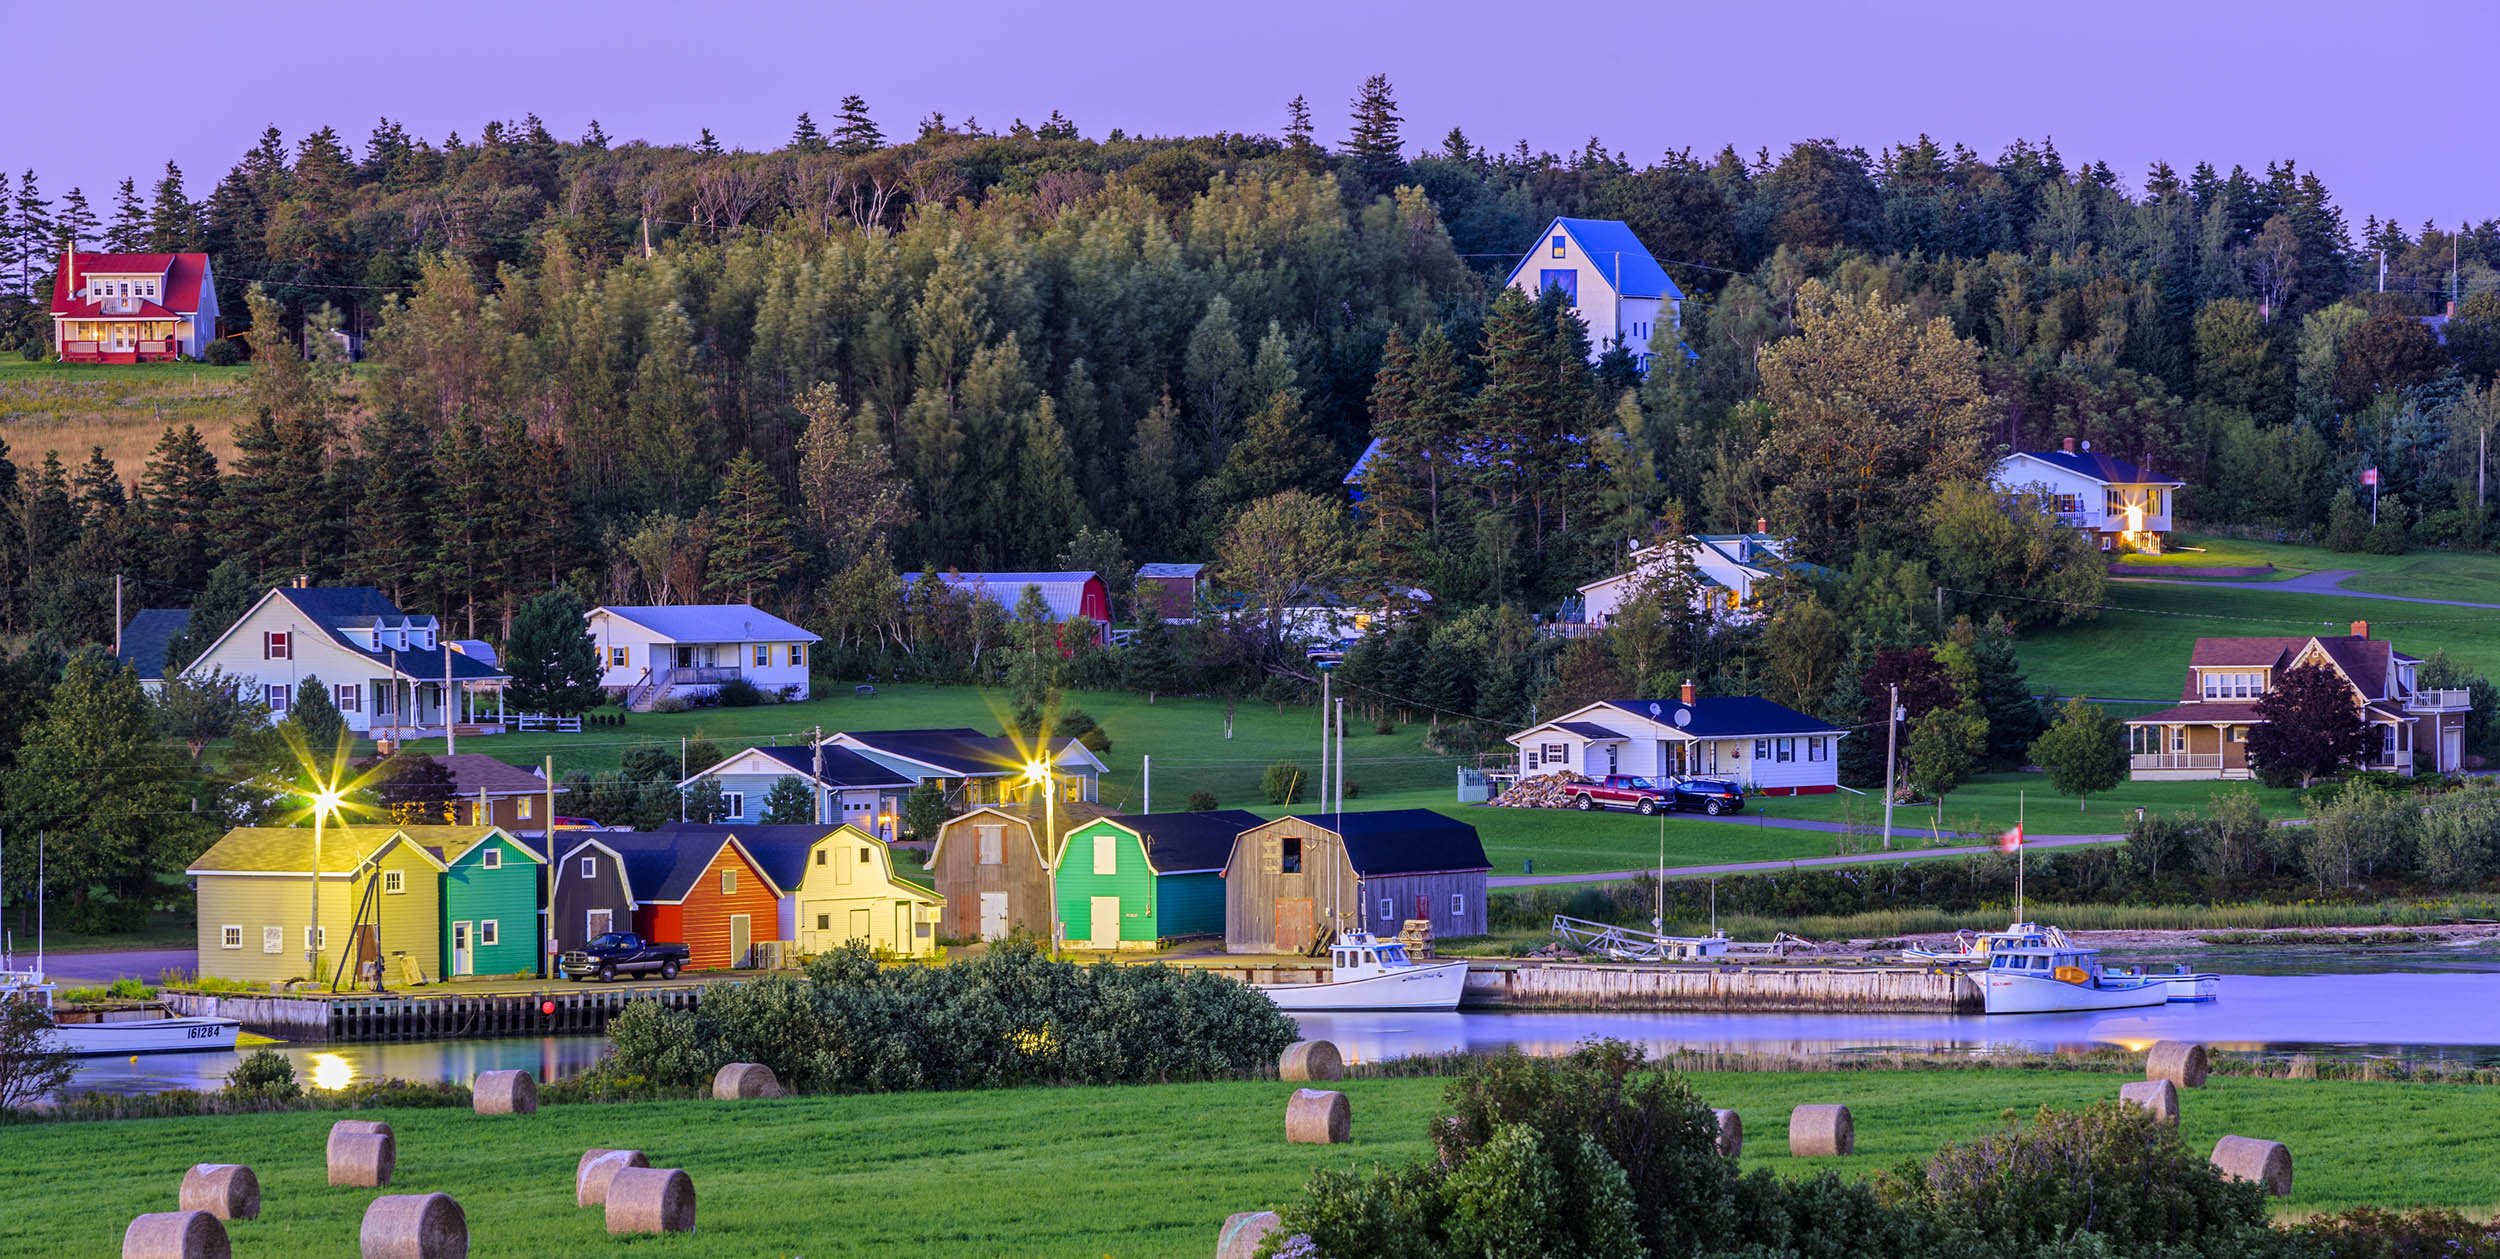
[311,785,346,814]
[1023,760,1049,785]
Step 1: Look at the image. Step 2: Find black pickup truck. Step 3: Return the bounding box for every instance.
[559,932,690,982]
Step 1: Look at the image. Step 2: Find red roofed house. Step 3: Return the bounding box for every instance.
[50,249,220,362]
[2125,621,2470,781]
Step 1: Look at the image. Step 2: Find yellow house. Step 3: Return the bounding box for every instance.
[189,826,449,987]
[715,823,944,959]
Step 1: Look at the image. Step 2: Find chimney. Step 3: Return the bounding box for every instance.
[1679,678,1696,706]
[2349,620,2368,639]
[294,572,310,589]
[1754,516,1768,535]
[2061,437,2076,454]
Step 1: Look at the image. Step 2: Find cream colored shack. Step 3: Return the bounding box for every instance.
[189,826,450,987]
[788,825,943,958]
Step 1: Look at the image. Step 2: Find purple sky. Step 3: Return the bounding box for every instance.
[18,1,2498,233]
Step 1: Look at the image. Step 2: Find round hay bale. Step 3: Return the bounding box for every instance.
[2146,1040,2209,1088]
[1216,1210,1283,1259]
[327,1119,393,1166]
[470,1069,536,1116]
[605,1167,697,1235]
[1285,1088,1351,1145]
[1788,1104,1854,1157]
[712,1061,781,1100]
[2286,1054,2318,1080]
[122,1210,229,1259]
[1279,1040,1344,1082]
[178,1164,260,1221]
[328,1131,396,1189]
[2117,1079,2179,1125]
[1712,1108,1743,1158]
[2211,1136,2292,1197]
[358,1192,466,1259]
[575,1149,649,1208]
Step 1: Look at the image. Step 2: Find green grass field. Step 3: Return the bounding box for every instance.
[1761,772,2307,836]
[0,357,261,473]
[5,1070,2493,1255]
[2121,533,2500,603]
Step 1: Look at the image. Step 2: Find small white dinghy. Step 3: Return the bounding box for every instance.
[1255,932,1470,1012]
[2,971,241,1056]
[2105,963,2223,1003]
[1980,941,2171,1015]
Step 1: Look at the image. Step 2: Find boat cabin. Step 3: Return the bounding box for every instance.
[1987,944,2101,981]
[1328,932,1418,977]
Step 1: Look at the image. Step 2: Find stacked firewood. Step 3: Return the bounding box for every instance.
[1488,771,1591,809]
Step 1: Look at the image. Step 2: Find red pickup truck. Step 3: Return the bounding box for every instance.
[1569,775,1746,816]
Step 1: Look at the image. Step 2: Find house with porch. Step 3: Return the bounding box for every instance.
[50,249,220,361]
[586,603,818,710]
[178,583,510,737]
[1506,217,1682,367]
[1505,683,1847,795]
[2126,623,2468,781]
[826,728,1106,811]
[1577,526,1820,629]
[1992,439,2186,554]
[678,744,916,840]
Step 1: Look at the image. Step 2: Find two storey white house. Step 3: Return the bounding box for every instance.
[1991,439,2185,554]
[1577,527,1821,629]
[585,604,820,710]
[1504,217,1682,367]
[179,583,510,735]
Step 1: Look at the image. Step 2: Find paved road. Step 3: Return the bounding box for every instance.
[37,947,196,984]
[1490,833,2123,888]
[2113,568,2500,609]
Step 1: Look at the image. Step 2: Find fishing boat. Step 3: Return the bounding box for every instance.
[0,971,241,1056]
[2105,962,2223,1003]
[1254,933,1470,1012]
[1979,941,2171,1014]
[1902,922,2062,965]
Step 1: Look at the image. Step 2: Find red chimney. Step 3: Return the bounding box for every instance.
[2350,620,2368,639]
[2061,437,2077,454]
[1754,516,1768,534]
[1679,679,1696,706]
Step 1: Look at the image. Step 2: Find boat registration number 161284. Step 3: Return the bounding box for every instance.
[187,1024,223,1038]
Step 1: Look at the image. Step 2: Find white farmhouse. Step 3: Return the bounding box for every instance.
[179,583,509,735]
[1578,529,1819,628]
[1991,438,2185,554]
[585,604,820,710]
[1505,683,1846,796]
[1505,217,1683,367]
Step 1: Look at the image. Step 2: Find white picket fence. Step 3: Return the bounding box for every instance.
[508,713,584,733]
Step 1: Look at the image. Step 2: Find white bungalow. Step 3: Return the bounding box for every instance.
[178,583,509,736]
[585,604,820,710]
[1505,683,1846,796]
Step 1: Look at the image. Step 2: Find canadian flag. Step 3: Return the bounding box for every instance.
[2362,468,2380,487]
[1998,823,2024,853]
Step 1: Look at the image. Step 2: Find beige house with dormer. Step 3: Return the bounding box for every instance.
[2126,622,2469,780]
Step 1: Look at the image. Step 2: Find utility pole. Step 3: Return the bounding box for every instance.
[1880,684,1901,850]
[1334,695,1346,936]
[112,575,123,658]
[812,725,825,826]
[444,646,457,756]
[541,755,556,978]
[1141,754,1151,814]
[1317,671,1331,814]
[2377,248,2386,293]
[679,737,688,822]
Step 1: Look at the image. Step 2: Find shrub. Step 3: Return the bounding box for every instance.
[714,677,767,707]
[1343,780,1362,800]
[200,338,244,366]
[647,694,690,715]
[1262,759,1308,805]
[1185,790,1219,812]
[1910,1102,2268,1255]
[0,1000,74,1111]
[1375,719,1395,736]
[223,1049,302,1103]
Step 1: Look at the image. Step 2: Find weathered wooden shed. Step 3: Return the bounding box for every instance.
[1223,810,1491,955]
[926,802,1108,942]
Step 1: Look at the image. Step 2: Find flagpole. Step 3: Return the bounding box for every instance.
[2016,789,2026,925]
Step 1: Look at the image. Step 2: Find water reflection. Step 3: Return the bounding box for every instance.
[67,1036,612,1097]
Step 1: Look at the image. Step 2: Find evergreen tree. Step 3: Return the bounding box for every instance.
[282,673,348,760]
[625,308,720,513]
[105,178,146,252]
[790,112,829,154]
[52,186,96,251]
[761,775,818,824]
[4,650,206,929]
[1206,389,1334,515]
[164,558,263,670]
[696,128,723,156]
[1345,74,1405,194]
[505,588,606,717]
[706,452,799,604]
[1283,95,1316,151]
[0,438,22,633]
[345,408,436,603]
[1124,393,1185,545]
[834,95,884,154]
[1015,397,1091,564]
[137,424,221,590]
[1183,296,1249,464]
[794,385,913,569]
[10,171,51,298]
[1121,617,1186,701]
[145,161,200,252]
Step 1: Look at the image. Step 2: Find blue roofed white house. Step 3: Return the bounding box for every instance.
[678,744,918,840]
[585,603,820,710]
[177,582,509,735]
[1576,524,1824,630]
[1506,682,1846,795]
[1990,437,2186,555]
[1506,216,1684,367]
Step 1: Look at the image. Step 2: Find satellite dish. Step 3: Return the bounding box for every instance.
[1647,703,1663,718]
[1672,708,1691,728]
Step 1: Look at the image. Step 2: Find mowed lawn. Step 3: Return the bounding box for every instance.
[1761,772,2308,837]
[2120,533,2500,604]
[2017,580,2500,706]
[7,1071,2496,1256]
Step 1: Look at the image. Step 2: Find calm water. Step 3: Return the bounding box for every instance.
[63,965,2500,1095]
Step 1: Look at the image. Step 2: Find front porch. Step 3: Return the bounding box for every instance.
[58,338,181,363]
[2130,716,2418,780]
[354,677,510,740]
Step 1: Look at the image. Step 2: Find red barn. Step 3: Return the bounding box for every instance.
[50,249,220,362]
[902,571,1113,645]
[603,832,784,970]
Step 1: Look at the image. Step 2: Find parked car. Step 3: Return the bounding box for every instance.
[559,932,689,982]
[1569,775,1746,816]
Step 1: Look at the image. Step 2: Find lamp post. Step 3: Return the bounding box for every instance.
[305,785,345,982]
[1025,758,1058,957]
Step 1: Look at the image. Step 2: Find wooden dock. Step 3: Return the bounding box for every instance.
[163,984,705,1042]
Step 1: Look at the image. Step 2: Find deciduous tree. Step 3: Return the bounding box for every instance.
[2030,697,2127,811]
[2247,662,2372,787]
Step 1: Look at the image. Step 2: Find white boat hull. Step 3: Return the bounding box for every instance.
[44,1016,241,1057]
[1257,960,1470,1011]
[2161,973,2221,1002]
[1982,972,2170,1015]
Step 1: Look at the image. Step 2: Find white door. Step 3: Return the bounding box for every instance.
[978,892,1009,940]
[586,909,612,943]
[451,921,472,976]
[1089,897,1120,951]
[729,914,752,968]
[2445,728,2464,773]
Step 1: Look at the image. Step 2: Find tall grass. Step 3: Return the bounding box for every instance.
[1676,899,2500,941]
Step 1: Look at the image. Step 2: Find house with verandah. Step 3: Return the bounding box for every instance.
[2126,622,2469,780]
[50,248,220,361]
[1990,438,2186,554]
[585,604,819,709]
[178,582,509,736]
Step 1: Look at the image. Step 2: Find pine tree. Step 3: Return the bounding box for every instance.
[1345,74,1405,195]
[283,672,349,760]
[344,408,436,604]
[795,385,914,569]
[1283,95,1316,151]
[581,119,610,150]
[1206,389,1334,515]
[10,171,52,298]
[165,558,262,669]
[696,128,723,156]
[52,186,96,251]
[146,161,200,252]
[106,178,146,252]
[8,650,206,926]
[505,588,606,717]
[761,775,817,824]
[790,112,829,154]
[706,452,799,604]
[1124,393,1185,544]
[624,308,718,514]
[0,438,22,633]
[137,425,221,590]
[1183,296,1248,464]
[1015,396,1090,563]
[834,95,884,154]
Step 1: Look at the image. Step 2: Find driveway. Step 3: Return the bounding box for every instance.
[2113,568,2500,609]
[38,947,197,984]
[1490,833,2123,888]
